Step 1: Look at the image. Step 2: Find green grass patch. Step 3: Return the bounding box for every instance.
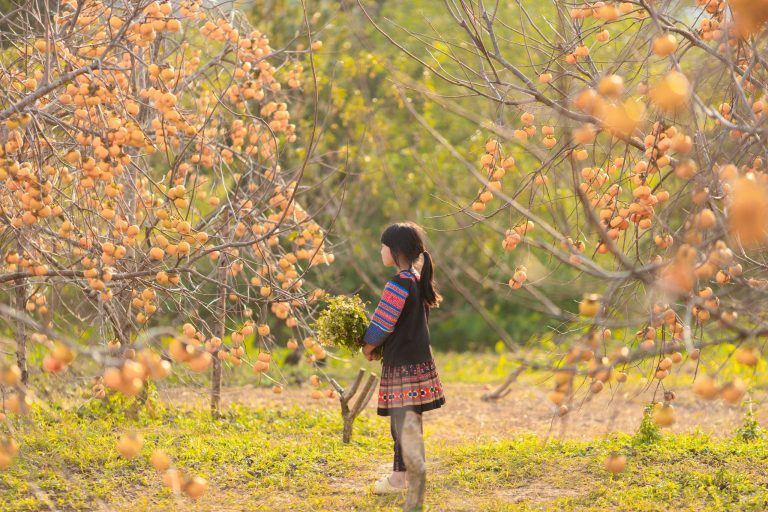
[2,395,768,511]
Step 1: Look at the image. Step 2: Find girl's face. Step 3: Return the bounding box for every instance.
[381,244,396,267]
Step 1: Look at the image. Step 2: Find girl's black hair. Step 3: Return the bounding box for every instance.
[380,222,442,309]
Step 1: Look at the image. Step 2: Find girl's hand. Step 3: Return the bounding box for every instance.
[362,344,380,361]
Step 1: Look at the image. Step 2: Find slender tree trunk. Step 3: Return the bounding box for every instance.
[330,370,379,443]
[211,257,227,418]
[14,277,28,386]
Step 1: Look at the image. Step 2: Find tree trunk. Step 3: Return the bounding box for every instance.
[211,258,227,418]
[331,369,379,443]
[211,352,223,418]
[342,418,354,443]
[14,278,28,386]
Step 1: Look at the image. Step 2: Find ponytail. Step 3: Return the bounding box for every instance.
[420,250,442,310]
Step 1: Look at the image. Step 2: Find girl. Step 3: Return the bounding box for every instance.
[361,221,446,494]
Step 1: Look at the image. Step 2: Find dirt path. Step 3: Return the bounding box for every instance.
[159,378,761,443]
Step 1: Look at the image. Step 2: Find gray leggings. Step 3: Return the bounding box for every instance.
[390,409,423,472]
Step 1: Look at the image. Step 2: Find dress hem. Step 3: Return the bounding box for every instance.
[376,397,445,416]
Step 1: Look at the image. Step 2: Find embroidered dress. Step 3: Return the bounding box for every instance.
[363,268,446,416]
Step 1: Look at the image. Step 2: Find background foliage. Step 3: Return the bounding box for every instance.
[249,0,567,351]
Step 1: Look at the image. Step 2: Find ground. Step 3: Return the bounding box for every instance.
[164,378,758,442]
[1,350,768,511]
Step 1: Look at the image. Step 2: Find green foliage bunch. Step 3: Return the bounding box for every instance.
[312,294,371,353]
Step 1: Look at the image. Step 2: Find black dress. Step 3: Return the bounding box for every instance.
[362,267,446,416]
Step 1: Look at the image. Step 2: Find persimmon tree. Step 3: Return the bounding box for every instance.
[0,0,338,480]
[361,0,768,427]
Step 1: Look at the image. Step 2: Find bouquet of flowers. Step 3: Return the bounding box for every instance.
[312,294,381,356]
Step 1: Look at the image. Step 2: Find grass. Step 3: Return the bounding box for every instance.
[437,432,768,511]
[3,348,768,511]
[2,389,768,512]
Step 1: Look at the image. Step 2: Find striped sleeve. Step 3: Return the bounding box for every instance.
[363,279,410,346]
